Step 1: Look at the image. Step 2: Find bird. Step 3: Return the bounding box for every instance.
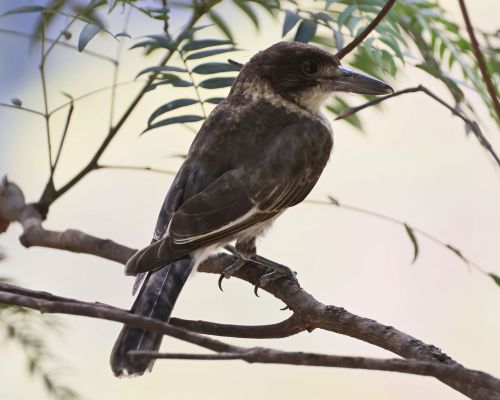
[110,40,392,377]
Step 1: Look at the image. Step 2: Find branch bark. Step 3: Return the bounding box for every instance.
[1,178,499,399]
[457,0,500,121]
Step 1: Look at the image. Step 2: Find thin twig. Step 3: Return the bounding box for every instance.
[39,21,53,172]
[0,28,116,64]
[335,0,397,60]
[131,349,500,392]
[96,164,177,176]
[0,103,45,117]
[305,197,488,275]
[457,0,500,120]
[52,101,74,172]
[335,85,500,167]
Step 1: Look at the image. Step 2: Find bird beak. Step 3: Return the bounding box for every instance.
[331,66,393,95]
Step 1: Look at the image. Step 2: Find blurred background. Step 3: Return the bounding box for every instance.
[0,0,499,399]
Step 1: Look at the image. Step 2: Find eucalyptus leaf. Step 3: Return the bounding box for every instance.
[143,115,204,133]
[192,62,240,75]
[78,23,100,52]
[282,10,300,37]
[148,99,199,126]
[198,77,235,89]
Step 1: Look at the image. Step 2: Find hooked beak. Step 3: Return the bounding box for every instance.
[332,66,393,95]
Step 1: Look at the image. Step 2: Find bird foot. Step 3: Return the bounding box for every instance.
[252,257,298,296]
[218,258,248,291]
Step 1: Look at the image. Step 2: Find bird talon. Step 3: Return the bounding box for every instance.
[253,282,260,297]
[218,274,225,291]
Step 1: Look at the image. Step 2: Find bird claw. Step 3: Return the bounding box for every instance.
[217,258,247,292]
[253,263,298,297]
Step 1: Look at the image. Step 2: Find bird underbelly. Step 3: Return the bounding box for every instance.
[191,211,283,271]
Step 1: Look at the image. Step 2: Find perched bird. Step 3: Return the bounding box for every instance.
[110,41,392,376]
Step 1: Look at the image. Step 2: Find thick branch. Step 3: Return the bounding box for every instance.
[1,178,499,399]
[457,0,500,120]
[335,0,397,60]
[335,85,500,168]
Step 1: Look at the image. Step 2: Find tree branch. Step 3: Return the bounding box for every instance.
[131,349,500,392]
[335,85,500,168]
[457,0,500,121]
[335,0,397,60]
[1,178,499,399]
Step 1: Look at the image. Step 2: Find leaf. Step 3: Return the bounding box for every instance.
[209,11,234,42]
[334,30,344,50]
[337,4,356,28]
[445,244,469,265]
[327,195,340,206]
[403,223,419,263]
[283,10,301,37]
[182,39,233,52]
[10,98,22,107]
[148,99,199,125]
[294,19,317,43]
[177,24,212,41]
[192,62,240,74]
[78,23,100,52]
[135,66,186,78]
[115,32,131,38]
[171,79,193,87]
[1,5,45,16]
[143,115,204,133]
[489,273,500,287]
[198,77,235,89]
[204,97,225,104]
[186,47,238,61]
[234,0,259,29]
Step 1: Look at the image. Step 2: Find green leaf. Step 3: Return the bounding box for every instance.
[78,23,100,52]
[1,5,45,16]
[403,223,419,263]
[334,30,344,50]
[10,98,22,107]
[209,11,234,42]
[204,97,225,104]
[148,99,199,125]
[234,0,259,29]
[135,66,186,78]
[192,62,240,74]
[115,32,131,38]
[283,10,301,37]
[171,79,193,87]
[337,4,356,28]
[182,39,232,52]
[143,115,204,133]
[198,77,235,89]
[489,273,500,287]
[294,19,317,43]
[380,36,404,62]
[186,48,238,61]
[446,244,469,265]
[177,24,212,41]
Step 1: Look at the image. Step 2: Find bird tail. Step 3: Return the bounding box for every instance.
[110,257,194,377]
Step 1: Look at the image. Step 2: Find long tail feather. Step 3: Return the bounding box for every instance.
[110,257,194,377]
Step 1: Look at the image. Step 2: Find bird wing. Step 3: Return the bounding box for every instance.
[126,119,332,275]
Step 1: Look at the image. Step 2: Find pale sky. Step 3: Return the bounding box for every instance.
[0,1,499,399]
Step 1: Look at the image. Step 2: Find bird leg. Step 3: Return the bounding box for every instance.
[218,237,256,290]
[220,239,298,296]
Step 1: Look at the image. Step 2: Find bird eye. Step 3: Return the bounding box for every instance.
[301,60,319,76]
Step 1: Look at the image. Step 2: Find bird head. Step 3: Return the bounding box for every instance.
[232,41,393,113]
